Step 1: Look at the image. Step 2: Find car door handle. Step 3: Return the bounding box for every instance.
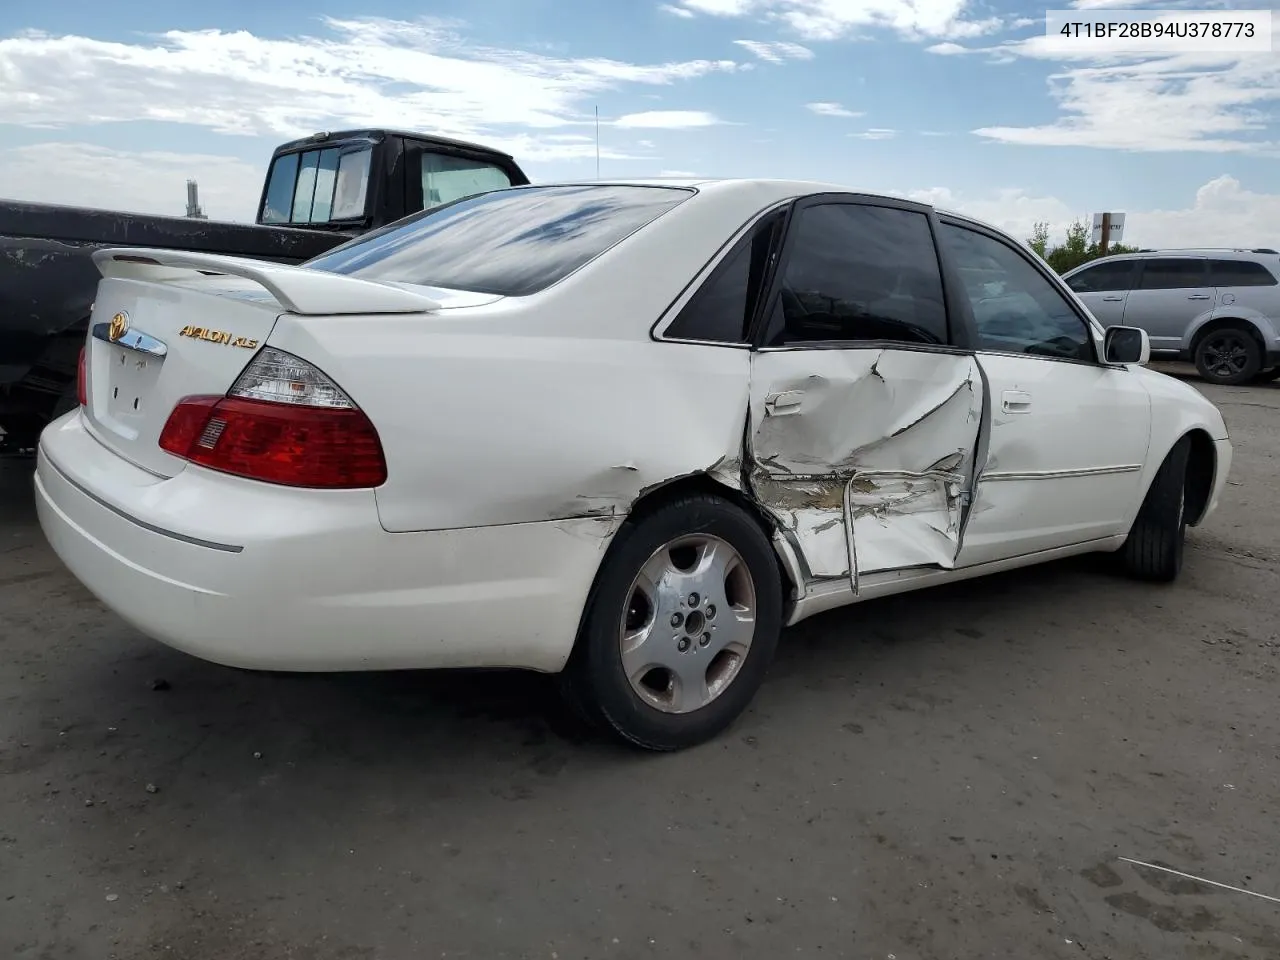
[1187,294,1211,300]
[1101,296,1124,302]
[1001,390,1032,414]
[764,390,804,415]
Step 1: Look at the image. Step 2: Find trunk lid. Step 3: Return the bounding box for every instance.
[82,275,283,477]
[80,245,445,477]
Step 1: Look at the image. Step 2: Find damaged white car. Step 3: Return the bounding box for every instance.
[35,179,1232,751]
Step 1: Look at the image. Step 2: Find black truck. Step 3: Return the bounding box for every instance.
[0,129,529,451]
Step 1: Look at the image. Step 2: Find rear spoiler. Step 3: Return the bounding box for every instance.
[90,247,442,316]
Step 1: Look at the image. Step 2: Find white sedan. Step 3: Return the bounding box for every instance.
[35,179,1232,751]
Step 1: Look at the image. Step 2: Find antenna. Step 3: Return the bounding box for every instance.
[595,106,600,179]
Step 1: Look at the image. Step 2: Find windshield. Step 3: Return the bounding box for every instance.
[305,184,694,297]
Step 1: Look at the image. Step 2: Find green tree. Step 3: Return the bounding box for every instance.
[1028,221,1050,259]
[1028,217,1139,274]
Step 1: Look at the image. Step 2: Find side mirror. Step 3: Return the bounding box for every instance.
[1104,325,1150,365]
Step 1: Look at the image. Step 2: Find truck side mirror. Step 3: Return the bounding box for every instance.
[1104,326,1150,365]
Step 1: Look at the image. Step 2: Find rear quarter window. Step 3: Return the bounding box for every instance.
[1208,259,1280,287]
[306,184,694,297]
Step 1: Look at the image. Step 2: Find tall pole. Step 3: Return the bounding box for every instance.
[595,106,600,179]
[1100,212,1111,255]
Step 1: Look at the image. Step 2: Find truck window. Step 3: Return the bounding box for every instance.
[332,149,372,220]
[261,153,300,224]
[261,146,373,224]
[292,152,322,222]
[421,152,513,207]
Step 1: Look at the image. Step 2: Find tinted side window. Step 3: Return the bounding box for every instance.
[766,203,948,347]
[665,212,784,344]
[939,222,1094,362]
[1208,259,1279,287]
[1065,260,1137,293]
[1137,258,1208,290]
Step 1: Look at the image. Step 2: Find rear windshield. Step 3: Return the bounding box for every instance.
[305,184,694,297]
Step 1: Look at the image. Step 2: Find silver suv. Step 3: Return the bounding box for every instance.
[1062,248,1280,385]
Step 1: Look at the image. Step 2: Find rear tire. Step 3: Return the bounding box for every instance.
[1194,326,1261,385]
[562,493,783,752]
[1122,437,1190,583]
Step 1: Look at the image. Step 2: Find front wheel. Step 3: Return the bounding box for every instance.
[563,493,784,751]
[1194,327,1261,385]
[1122,438,1191,583]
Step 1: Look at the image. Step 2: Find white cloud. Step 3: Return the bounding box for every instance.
[925,41,971,55]
[657,169,703,177]
[906,175,1280,249]
[660,3,697,17]
[733,39,815,62]
[851,128,898,139]
[614,110,723,128]
[0,18,743,157]
[806,101,862,117]
[1068,0,1153,8]
[955,16,1280,153]
[680,0,756,14]
[671,0,1005,41]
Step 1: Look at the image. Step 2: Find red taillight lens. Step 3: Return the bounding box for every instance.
[76,346,87,406]
[158,395,387,489]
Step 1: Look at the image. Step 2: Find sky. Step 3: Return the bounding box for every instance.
[0,0,1277,249]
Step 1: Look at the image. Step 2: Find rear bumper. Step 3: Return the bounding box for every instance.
[35,410,619,673]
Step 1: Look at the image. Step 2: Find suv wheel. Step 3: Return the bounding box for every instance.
[1194,327,1261,386]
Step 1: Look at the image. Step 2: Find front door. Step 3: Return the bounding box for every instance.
[1123,257,1215,354]
[936,218,1154,567]
[745,198,985,588]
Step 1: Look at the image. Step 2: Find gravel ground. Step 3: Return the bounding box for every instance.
[2,365,1279,960]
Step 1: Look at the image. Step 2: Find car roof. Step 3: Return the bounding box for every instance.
[1076,248,1278,266]
[497,177,1006,230]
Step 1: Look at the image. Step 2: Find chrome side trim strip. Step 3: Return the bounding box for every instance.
[980,464,1142,483]
[91,323,169,358]
[43,452,243,554]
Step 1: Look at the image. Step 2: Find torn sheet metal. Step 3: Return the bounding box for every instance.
[746,348,984,583]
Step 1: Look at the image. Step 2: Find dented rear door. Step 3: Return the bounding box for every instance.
[745,197,984,588]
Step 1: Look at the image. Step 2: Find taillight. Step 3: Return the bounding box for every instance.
[157,347,386,489]
[76,346,87,406]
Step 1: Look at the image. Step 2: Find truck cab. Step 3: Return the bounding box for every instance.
[255,129,530,235]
